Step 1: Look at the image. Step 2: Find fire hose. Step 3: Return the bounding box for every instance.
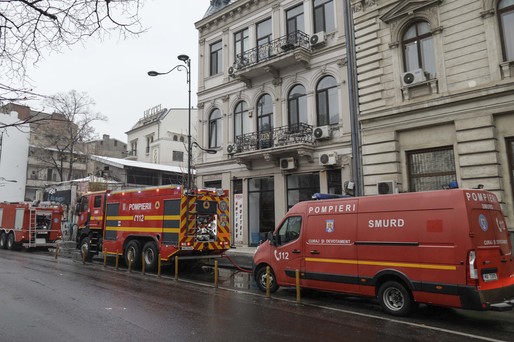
[221,253,253,273]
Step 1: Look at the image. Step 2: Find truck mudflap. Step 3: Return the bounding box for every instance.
[460,283,514,311]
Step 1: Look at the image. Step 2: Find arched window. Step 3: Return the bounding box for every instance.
[257,94,273,133]
[316,76,339,126]
[209,109,222,148]
[234,101,249,140]
[179,136,184,142]
[499,0,514,61]
[288,84,307,130]
[173,135,178,141]
[402,21,436,77]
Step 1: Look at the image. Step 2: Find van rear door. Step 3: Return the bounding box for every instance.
[469,204,514,305]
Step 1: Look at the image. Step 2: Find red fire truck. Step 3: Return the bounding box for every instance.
[75,185,230,270]
[0,202,63,250]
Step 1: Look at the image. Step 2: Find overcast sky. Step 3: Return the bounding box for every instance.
[26,0,211,142]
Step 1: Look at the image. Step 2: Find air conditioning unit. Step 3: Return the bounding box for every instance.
[319,152,338,166]
[226,143,239,154]
[401,69,427,86]
[313,126,331,140]
[377,181,398,195]
[280,157,296,171]
[228,66,236,76]
[310,31,326,46]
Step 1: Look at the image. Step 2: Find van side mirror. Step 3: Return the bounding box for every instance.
[75,203,80,214]
[267,231,277,246]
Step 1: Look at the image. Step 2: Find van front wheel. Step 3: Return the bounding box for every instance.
[378,281,414,316]
[255,266,279,293]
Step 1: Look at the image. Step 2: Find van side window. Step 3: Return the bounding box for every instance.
[80,197,88,212]
[93,195,102,208]
[277,216,302,245]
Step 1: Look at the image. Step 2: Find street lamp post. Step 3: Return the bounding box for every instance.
[148,54,192,192]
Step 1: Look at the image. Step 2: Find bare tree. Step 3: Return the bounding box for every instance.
[0,0,145,103]
[32,90,106,181]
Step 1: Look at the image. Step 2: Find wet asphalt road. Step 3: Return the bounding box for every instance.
[0,249,513,341]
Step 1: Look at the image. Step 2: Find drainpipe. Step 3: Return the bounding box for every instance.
[344,0,363,196]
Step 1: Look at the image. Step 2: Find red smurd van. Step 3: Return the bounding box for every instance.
[253,189,514,316]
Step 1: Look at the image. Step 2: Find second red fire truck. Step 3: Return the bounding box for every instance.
[75,185,230,270]
[0,202,63,250]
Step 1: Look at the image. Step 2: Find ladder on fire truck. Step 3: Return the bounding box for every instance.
[27,208,37,248]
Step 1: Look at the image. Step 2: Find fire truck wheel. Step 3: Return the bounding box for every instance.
[7,233,16,250]
[378,281,414,316]
[80,237,92,261]
[143,241,158,271]
[0,232,7,249]
[124,240,142,269]
[255,266,279,293]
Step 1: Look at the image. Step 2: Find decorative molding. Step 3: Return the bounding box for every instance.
[222,95,230,102]
[297,148,314,163]
[336,57,348,67]
[389,41,400,49]
[235,157,252,170]
[500,61,512,79]
[380,0,443,24]
[480,9,495,19]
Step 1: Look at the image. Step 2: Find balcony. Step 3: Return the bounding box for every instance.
[231,123,314,167]
[229,31,311,86]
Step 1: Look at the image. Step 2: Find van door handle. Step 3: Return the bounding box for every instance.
[292,249,301,254]
[501,259,507,263]
[310,250,320,255]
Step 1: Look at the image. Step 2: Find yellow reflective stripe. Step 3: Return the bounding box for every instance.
[106,227,162,233]
[163,215,180,220]
[106,216,163,220]
[305,257,456,271]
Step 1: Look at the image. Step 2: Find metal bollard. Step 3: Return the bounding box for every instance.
[115,250,119,271]
[296,269,301,304]
[157,257,161,277]
[128,257,132,273]
[174,256,179,281]
[103,248,107,267]
[82,248,87,265]
[142,255,146,275]
[54,242,59,260]
[214,260,219,288]
[266,266,271,299]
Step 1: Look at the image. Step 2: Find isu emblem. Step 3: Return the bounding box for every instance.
[326,219,334,233]
[220,214,228,227]
[479,214,488,232]
[219,200,228,211]
[155,201,160,209]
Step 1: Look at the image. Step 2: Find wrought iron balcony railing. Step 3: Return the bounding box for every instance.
[234,123,313,153]
[231,31,310,72]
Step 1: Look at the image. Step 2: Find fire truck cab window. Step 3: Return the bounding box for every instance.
[277,216,302,245]
[79,197,88,213]
[94,195,102,208]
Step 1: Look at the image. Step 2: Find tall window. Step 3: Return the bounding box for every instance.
[507,138,514,198]
[316,76,339,126]
[210,40,222,76]
[287,173,320,210]
[402,21,436,77]
[257,94,273,133]
[313,0,335,33]
[286,4,305,43]
[209,109,222,148]
[499,0,514,61]
[407,146,456,192]
[234,28,249,66]
[234,101,249,140]
[257,18,272,61]
[288,84,307,129]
